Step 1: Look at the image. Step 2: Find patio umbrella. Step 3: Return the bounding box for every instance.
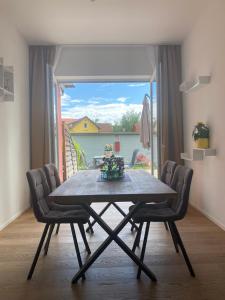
[140,94,151,149]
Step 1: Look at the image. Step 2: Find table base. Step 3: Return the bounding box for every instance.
[72,202,157,283]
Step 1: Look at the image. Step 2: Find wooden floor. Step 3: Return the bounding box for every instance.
[1,203,225,300]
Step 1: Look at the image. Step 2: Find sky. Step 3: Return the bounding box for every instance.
[61,82,156,124]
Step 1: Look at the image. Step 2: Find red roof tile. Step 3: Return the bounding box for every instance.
[97,123,113,133]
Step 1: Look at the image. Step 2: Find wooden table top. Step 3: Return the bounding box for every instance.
[49,170,177,204]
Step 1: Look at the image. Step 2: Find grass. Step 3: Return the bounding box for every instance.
[131,163,150,170]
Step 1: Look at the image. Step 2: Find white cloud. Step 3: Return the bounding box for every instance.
[61,93,71,101]
[88,96,109,103]
[88,100,99,104]
[62,103,143,124]
[61,102,70,107]
[61,93,71,107]
[117,97,128,103]
[71,99,84,103]
[128,83,148,87]
[61,93,84,106]
[92,97,105,101]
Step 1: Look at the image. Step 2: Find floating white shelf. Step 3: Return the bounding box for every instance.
[179,75,211,93]
[181,148,216,161]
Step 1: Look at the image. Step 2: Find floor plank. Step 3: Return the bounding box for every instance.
[0,204,225,300]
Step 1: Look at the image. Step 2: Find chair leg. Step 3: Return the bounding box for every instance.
[168,222,179,253]
[70,223,85,280]
[87,220,94,234]
[170,222,195,277]
[44,224,55,255]
[132,222,143,253]
[78,223,91,254]
[55,224,60,235]
[131,223,135,232]
[27,224,50,280]
[164,222,169,231]
[137,222,150,279]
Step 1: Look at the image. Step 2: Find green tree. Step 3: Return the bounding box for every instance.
[113,110,141,132]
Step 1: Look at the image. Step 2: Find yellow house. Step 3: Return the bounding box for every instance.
[69,116,100,133]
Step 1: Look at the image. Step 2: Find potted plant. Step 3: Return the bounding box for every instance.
[192,122,209,149]
[101,156,124,181]
[104,144,113,158]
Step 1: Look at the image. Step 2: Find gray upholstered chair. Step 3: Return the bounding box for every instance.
[26,168,90,280]
[161,160,177,185]
[160,160,177,230]
[44,163,94,236]
[131,160,177,234]
[130,165,195,278]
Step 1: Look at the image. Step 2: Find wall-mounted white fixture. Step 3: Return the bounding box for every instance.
[0,57,14,102]
[179,75,211,93]
[181,148,216,161]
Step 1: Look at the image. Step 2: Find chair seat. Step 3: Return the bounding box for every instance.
[42,209,90,224]
[49,202,84,212]
[129,203,177,223]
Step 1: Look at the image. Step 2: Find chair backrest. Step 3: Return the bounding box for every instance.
[170,165,193,219]
[160,160,177,185]
[44,163,61,192]
[26,168,50,222]
[131,149,139,166]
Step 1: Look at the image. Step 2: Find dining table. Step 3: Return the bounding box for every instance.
[48,169,177,283]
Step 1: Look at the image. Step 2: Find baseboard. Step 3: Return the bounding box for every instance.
[190,202,225,231]
[0,205,30,231]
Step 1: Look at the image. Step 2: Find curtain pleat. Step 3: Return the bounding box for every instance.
[29,46,56,168]
[157,45,183,172]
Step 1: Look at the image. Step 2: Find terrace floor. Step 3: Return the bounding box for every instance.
[0,204,225,300]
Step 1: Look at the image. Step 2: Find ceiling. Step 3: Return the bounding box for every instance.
[0,0,208,45]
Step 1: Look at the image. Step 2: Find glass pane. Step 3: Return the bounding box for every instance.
[59,82,158,175]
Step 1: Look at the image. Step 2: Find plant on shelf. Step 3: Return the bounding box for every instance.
[101,155,124,181]
[192,122,209,149]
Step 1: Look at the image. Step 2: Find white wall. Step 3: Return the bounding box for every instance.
[182,0,225,229]
[0,17,30,230]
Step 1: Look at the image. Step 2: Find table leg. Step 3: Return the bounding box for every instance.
[86,202,111,233]
[71,202,157,283]
[112,202,139,231]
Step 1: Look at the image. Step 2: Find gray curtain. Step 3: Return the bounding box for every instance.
[157,45,183,172]
[29,46,56,168]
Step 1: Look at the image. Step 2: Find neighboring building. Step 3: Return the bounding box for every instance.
[132,122,141,133]
[62,118,77,124]
[68,116,99,133]
[62,116,113,134]
[97,123,113,133]
[132,120,157,134]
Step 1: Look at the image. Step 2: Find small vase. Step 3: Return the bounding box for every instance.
[194,138,209,149]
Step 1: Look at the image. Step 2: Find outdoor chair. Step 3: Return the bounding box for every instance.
[26,168,90,280]
[128,148,140,167]
[44,163,94,235]
[129,165,195,278]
